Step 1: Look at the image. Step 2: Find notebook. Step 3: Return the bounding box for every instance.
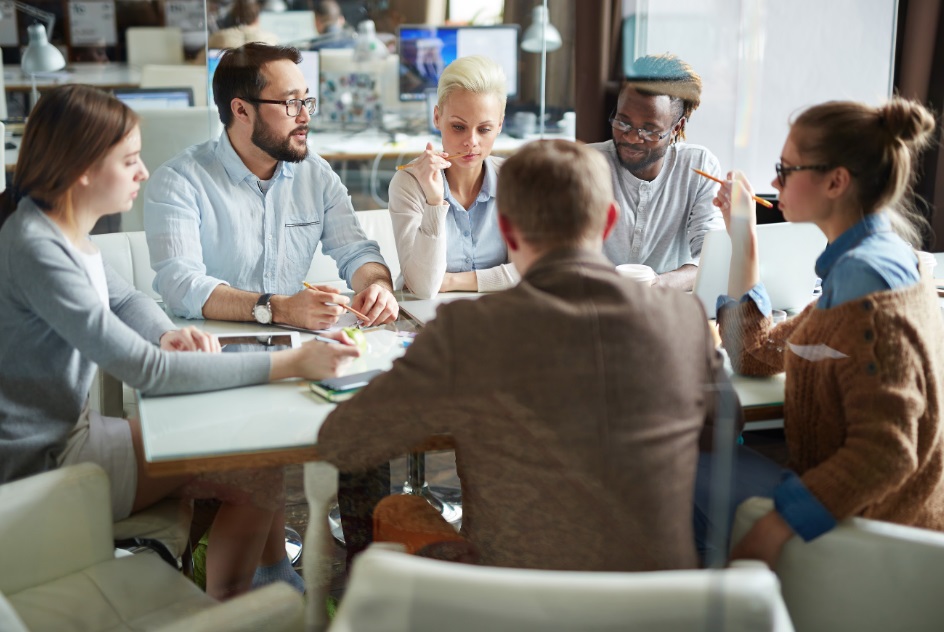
[693,222,826,319]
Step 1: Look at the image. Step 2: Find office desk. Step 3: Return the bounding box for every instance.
[137,320,409,476]
[137,306,786,476]
[3,63,141,92]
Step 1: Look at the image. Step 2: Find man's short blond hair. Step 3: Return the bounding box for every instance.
[437,55,507,112]
[497,140,614,249]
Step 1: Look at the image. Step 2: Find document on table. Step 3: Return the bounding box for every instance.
[399,292,482,326]
[274,311,361,335]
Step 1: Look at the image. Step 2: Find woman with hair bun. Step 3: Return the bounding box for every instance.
[389,55,518,299]
[697,96,944,567]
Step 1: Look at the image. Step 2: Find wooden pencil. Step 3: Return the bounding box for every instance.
[692,168,775,208]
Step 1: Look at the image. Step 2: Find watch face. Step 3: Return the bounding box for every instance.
[253,304,273,324]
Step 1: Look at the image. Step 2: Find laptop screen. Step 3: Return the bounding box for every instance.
[114,87,194,110]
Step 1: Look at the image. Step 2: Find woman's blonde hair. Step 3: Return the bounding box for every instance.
[437,55,507,112]
[0,84,139,228]
[791,96,936,246]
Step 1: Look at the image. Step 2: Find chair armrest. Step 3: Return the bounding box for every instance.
[0,463,115,595]
[153,583,304,632]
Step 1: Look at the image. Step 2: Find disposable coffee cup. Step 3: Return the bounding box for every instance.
[616,263,657,285]
[771,309,787,324]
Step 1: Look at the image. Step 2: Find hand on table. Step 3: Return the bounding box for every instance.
[160,326,221,353]
[295,330,361,380]
[351,283,399,326]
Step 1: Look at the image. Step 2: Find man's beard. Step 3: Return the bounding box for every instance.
[252,119,308,163]
[615,141,668,176]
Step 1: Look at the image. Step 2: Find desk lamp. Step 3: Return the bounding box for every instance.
[10,2,66,111]
[353,19,388,63]
[521,1,561,138]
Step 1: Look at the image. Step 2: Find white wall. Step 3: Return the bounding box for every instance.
[624,0,897,194]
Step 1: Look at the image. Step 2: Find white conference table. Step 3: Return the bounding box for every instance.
[137,302,785,477]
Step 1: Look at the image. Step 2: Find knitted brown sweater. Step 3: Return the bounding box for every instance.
[719,280,944,529]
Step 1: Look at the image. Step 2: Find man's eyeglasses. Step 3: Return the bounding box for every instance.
[608,112,680,142]
[774,162,833,187]
[242,97,317,117]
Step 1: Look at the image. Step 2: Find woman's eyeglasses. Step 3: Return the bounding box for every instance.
[774,162,832,187]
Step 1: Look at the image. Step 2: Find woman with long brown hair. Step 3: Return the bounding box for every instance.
[0,84,359,598]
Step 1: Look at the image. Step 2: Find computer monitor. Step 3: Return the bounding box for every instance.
[206,49,319,111]
[113,87,194,110]
[398,25,520,102]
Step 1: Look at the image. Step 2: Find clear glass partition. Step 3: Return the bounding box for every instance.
[625,0,897,196]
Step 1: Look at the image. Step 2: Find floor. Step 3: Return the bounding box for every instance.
[282,430,788,599]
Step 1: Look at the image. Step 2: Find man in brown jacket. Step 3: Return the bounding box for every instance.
[318,139,738,571]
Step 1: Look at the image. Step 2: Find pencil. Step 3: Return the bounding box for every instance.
[692,168,774,208]
[302,282,370,321]
[396,152,470,170]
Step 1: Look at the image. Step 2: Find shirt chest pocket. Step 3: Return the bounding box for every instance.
[283,218,323,264]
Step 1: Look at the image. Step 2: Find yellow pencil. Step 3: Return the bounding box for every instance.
[692,168,774,208]
[302,282,369,321]
[396,152,471,171]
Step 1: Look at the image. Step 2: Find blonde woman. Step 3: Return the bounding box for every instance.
[389,55,518,299]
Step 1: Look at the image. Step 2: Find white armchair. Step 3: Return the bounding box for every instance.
[328,545,794,632]
[0,463,304,632]
[732,497,944,632]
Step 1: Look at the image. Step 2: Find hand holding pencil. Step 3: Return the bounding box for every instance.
[396,142,458,206]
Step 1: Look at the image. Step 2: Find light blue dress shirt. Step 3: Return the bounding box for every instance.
[716,212,921,542]
[144,131,386,319]
[441,159,507,274]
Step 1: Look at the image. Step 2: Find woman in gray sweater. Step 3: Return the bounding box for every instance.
[0,85,359,599]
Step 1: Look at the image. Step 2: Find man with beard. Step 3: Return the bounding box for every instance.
[591,53,724,291]
[144,43,398,329]
[143,43,396,568]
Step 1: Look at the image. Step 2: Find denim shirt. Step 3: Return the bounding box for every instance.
[441,159,507,274]
[144,131,385,319]
[719,213,920,542]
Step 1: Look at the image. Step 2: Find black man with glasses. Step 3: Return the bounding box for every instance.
[591,53,724,291]
[143,43,397,569]
[144,43,398,330]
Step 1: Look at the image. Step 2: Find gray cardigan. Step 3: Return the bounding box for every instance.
[0,200,271,482]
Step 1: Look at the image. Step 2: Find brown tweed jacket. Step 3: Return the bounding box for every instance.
[319,248,738,571]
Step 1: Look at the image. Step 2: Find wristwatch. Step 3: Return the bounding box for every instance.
[252,293,274,325]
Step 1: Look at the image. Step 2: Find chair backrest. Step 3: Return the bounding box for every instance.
[0,463,114,596]
[140,64,209,107]
[123,106,222,232]
[733,497,944,632]
[305,209,401,287]
[89,231,160,301]
[329,545,794,632]
[126,27,185,67]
